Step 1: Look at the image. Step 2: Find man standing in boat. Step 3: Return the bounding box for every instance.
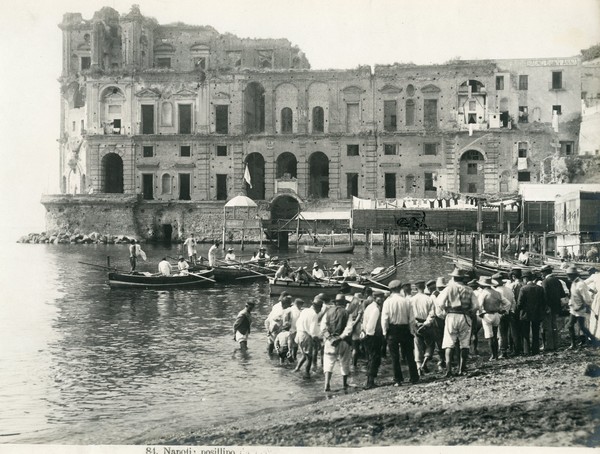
[183,233,198,265]
[128,239,145,272]
[208,240,220,267]
[233,301,256,351]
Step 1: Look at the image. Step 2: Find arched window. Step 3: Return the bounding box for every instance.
[405,99,415,126]
[245,152,265,200]
[281,107,293,133]
[460,150,485,193]
[162,173,172,194]
[276,152,297,179]
[312,106,324,133]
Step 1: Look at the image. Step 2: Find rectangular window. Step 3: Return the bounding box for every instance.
[552,71,562,89]
[157,57,171,69]
[72,121,76,131]
[518,142,528,158]
[347,144,359,156]
[467,183,477,193]
[519,106,528,123]
[112,119,121,134]
[384,144,396,155]
[405,100,415,126]
[81,56,91,70]
[216,174,228,200]
[467,163,478,175]
[142,146,154,157]
[180,145,191,157]
[179,174,191,200]
[346,103,359,133]
[496,76,504,90]
[552,105,562,115]
[141,104,155,134]
[423,99,437,128]
[216,145,228,157]
[384,173,396,198]
[178,104,192,134]
[424,143,438,156]
[560,141,574,156]
[518,171,531,182]
[346,173,358,199]
[424,172,436,191]
[519,75,528,90]
[215,105,229,134]
[383,100,397,131]
[142,174,154,200]
[80,120,85,133]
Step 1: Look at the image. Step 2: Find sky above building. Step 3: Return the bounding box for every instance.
[0,0,599,234]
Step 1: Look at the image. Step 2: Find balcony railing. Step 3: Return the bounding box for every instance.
[274,178,298,194]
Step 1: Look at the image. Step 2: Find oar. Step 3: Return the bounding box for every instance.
[186,271,217,283]
[218,258,275,274]
[79,261,120,272]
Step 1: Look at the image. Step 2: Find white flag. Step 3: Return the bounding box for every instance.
[244,163,252,188]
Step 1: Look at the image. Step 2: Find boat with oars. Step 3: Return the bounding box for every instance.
[107,269,215,289]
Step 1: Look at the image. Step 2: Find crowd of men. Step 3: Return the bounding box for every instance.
[234,263,599,391]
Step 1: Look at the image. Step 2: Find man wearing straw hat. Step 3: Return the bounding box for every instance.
[436,268,478,377]
[565,266,596,349]
[312,262,325,280]
[477,275,511,361]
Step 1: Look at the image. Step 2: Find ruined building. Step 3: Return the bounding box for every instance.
[43,6,587,240]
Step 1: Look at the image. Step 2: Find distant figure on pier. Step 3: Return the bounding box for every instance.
[225,247,237,262]
[183,233,198,264]
[233,301,256,351]
[208,240,220,267]
[517,247,531,266]
[158,257,172,276]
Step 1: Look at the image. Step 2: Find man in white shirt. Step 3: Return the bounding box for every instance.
[342,261,358,280]
[283,297,304,360]
[411,281,434,376]
[224,247,236,262]
[312,262,325,280]
[331,260,344,277]
[381,280,419,385]
[566,266,596,348]
[265,294,292,356]
[493,272,516,358]
[517,247,530,266]
[183,233,197,264]
[177,256,190,275]
[158,257,172,276]
[361,295,384,389]
[208,240,220,267]
[294,295,325,378]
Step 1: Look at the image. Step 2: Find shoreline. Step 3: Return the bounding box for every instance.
[156,347,599,447]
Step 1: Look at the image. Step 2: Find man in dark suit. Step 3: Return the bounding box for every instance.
[540,264,566,351]
[516,270,546,355]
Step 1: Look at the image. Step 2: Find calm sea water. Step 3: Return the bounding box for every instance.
[0,239,453,444]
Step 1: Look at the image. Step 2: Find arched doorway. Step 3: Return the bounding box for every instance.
[459,150,485,194]
[276,152,297,178]
[309,152,329,198]
[244,82,265,134]
[101,153,124,193]
[245,152,265,200]
[271,195,300,221]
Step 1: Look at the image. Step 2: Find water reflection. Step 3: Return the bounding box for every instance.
[0,241,454,444]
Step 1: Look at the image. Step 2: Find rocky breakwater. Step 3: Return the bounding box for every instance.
[17,231,142,245]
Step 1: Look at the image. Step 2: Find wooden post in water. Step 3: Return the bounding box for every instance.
[453,229,458,255]
[542,231,547,258]
[369,229,373,250]
[296,217,300,250]
[107,256,111,268]
[383,231,388,251]
[241,229,245,251]
[408,230,412,251]
[498,233,502,261]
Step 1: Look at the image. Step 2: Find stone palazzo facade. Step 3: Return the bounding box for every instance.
[45,5,585,239]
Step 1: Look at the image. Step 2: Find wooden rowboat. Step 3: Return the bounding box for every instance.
[303,244,355,254]
[211,262,277,282]
[108,269,215,289]
[268,259,407,298]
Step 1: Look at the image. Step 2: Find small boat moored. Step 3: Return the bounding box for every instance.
[303,244,355,254]
[108,269,215,289]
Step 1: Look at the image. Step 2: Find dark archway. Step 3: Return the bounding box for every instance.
[245,152,265,200]
[101,153,123,193]
[271,195,300,221]
[276,152,297,179]
[459,150,485,194]
[244,82,265,134]
[309,151,329,198]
